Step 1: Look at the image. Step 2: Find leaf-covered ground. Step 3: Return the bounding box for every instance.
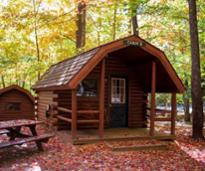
[0,124,205,171]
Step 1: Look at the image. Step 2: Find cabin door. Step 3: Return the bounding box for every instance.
[109,77,128,127]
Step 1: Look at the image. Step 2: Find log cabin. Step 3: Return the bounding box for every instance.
[0,85,35,121]
[33,35,185,141]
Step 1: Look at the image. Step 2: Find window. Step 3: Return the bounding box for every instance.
[77,79,98,97]
[111,78,126,104]
[6,102,21,111]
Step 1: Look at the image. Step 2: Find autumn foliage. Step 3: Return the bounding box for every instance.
[0,124,205,170]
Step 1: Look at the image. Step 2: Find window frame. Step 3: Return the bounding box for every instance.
[111,77,126,104]
[5,102,21,112]
[77,77,99,98]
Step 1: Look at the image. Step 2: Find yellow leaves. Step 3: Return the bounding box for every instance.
[159,0,168,3]
[40,32,60,48]
[74,0,89,4]
[0,0,203,89]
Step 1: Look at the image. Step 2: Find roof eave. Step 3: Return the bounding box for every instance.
[32,84,72,92]
[68,36,185,93]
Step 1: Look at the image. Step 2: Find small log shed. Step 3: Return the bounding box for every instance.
[33,35,185,140]
[0,85,35,121]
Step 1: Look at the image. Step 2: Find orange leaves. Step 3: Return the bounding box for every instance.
[40,32,60,46]
[1,124,205,170]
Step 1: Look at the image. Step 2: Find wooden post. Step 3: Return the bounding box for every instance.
[99,59,105,138]
[71,89,77,139]
[150,62,156,136]
[171,93,176,135]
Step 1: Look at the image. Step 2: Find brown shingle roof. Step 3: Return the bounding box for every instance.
[33,35,185,93]
[33,48,100,89]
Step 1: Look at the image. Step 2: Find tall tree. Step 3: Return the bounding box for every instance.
[183,77,191,122]
[129,0,150,36]
[188,0,204,139]
[76,1,86,51]
[112,0,117,40]
[129,1,139,36]
[32,0,41,80]
[131,7,139,35]
[1,75,5,88]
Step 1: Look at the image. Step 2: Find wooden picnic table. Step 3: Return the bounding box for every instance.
[0,119,54,151]
[0,119,43,130]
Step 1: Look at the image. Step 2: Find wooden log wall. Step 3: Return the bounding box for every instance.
[52,55,148,129]
[128,72,148,127]
[53,90,71,129]
[37,91,58,121]
[0,90,34,121]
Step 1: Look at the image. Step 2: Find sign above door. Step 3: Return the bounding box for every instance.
[123,40,145,47]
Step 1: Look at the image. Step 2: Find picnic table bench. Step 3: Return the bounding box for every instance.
[0,119,54,151]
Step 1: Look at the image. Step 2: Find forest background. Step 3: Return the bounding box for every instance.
[0,0,205,108]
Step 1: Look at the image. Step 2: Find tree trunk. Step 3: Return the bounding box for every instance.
[22,80,25,88]
[32,0,40,80]
[188,0,204,139]
[184,96,191,122]
[183,79,191,122]
[131,7,139,36]
[1,75,5,88]
[97,9,102,46]
[29,79,32,88]
[112,0,117,40]
[76,2,86,51]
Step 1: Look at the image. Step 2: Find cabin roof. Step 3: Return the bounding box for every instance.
[33,48,99,90]
[0,85,34,103]
[33,35,185,93]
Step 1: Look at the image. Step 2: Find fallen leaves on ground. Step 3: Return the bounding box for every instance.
[0,124,205,171]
